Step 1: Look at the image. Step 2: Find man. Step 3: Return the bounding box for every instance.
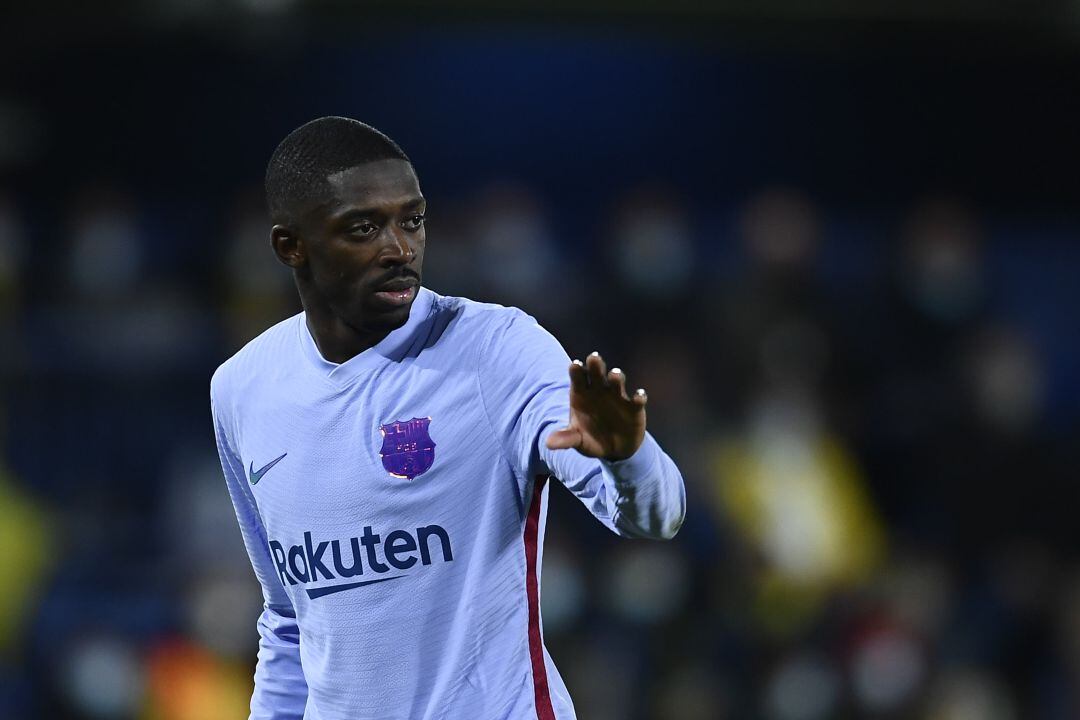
[211,116,686,720]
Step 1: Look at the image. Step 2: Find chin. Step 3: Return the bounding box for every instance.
[364,302,413,332]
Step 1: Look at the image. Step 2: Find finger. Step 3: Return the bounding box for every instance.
[631,387,648,407]
[568,359,588,392]
[607,367,629,400]
[585,351,607,387]
[545,427,582,451]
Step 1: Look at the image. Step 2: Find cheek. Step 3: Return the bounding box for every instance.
[310,244,374,290]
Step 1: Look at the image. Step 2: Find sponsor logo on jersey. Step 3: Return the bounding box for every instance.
[269,524,453,599]
[379,417,435,480]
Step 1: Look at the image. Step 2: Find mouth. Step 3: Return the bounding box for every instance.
[371,280,418,308]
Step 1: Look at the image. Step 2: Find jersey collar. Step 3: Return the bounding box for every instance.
[298,286,436,385]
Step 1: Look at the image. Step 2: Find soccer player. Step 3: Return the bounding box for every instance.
[211,116,686,720]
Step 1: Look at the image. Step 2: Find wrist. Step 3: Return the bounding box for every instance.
[601,433,658,480]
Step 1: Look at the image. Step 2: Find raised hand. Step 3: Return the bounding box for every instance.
[545,351,648,461]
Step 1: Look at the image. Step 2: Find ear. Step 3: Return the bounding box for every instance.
[271,224,306,268]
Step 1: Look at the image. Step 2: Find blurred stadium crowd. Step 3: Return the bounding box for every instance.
[2,16,1080,720]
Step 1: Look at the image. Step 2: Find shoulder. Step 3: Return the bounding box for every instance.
[210,312,304,407]
[427,290,568,378]
[424,288,549,353]
[426,288,526,327]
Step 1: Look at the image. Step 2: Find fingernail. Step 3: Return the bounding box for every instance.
[589,351,599,357]
[611,367,622,375]
[572,359,584,367]
[635,388,646,396]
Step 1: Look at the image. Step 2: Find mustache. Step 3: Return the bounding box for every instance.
[372,268,421,285]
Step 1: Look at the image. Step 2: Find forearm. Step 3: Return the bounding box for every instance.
[540,428,686,540]
[250,605,308,720]
[598,432,686,539]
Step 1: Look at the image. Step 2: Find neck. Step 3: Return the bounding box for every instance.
[301,295,393,365]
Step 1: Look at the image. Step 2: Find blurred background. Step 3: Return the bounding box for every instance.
[2,1,1080,718]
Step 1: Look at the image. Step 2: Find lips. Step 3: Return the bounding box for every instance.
[375,278,418,292]
[372,281,418,308]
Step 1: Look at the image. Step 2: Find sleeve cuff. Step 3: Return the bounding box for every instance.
[600,432,661,486]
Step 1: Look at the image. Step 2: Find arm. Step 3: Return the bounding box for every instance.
[211,384,308,719]
[477,310,685,539]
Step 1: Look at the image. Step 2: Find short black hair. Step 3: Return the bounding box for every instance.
[265,116,410,224]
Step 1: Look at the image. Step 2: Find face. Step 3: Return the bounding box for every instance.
[274,159,426,336]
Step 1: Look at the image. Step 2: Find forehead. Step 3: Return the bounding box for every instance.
[323,159,422,213]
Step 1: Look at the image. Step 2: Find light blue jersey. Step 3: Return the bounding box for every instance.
[211,287,686,720]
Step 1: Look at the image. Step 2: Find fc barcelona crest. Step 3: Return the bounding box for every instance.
[379,417,436,480]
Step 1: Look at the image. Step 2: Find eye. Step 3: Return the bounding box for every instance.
[402,213,426,232]
[346,220,379,238]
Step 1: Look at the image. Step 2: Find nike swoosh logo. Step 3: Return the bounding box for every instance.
[249,452,287,485]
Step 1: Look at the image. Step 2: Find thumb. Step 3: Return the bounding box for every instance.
[545,427,582,451]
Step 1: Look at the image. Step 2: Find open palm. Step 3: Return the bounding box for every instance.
[545,352,648,461]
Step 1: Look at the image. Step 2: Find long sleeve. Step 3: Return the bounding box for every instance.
[477,309,686,539]
[211,380,309,719]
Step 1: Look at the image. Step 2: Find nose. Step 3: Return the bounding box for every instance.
[379,227,415,266]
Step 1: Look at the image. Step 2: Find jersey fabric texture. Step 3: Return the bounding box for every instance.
[210,286,686,720]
